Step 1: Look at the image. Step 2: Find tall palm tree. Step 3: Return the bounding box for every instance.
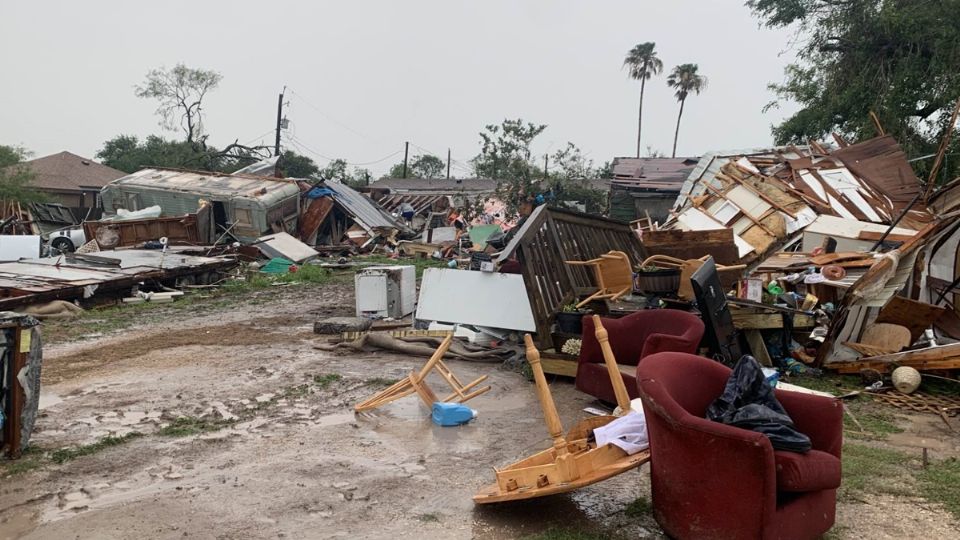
[666,64,707,158]
[623,43,663,158]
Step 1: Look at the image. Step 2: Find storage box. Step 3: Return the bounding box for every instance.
[355,265,416,319]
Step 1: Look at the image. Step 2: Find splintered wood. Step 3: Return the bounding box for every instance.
[354,334,491,412]
[868,391,960,417]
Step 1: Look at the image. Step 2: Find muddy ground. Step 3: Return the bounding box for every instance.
[1,280,959,539]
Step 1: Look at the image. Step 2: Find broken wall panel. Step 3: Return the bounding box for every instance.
[496,207,646,346]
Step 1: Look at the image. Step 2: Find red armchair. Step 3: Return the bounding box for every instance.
[636,352,842,540]
[575,309,704,404]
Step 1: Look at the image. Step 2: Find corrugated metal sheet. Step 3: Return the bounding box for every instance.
[378,194,448,214]
[324,180,406,233]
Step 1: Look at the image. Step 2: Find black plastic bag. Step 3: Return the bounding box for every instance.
[706,355,812,453]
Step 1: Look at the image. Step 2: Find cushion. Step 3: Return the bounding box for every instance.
[774,449,841,492]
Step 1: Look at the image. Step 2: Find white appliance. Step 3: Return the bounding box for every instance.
[355,265,416,319]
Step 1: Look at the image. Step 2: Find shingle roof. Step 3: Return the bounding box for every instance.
[10,151,126,193]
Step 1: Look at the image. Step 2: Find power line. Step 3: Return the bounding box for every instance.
[286,88,371,140]
[242,128,277,147]
[286,134,403,167]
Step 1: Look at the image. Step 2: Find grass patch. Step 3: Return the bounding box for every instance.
[843,400,905,440]
[50,432,144,464]
[918,457,960,519]
[415,513,440,523]
[0,446,46,476]
[624,496,652,518]
[784,373,861,396]
[157,416,235,437]
[363,376,398,387]
[524,528,609,540]
[314,373,344,388]
[284,384,312,398]
[841,443,915,500]
[276,264,334,285]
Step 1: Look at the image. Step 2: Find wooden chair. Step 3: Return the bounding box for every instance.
[565,250,634,308]
[474,316,648,503]
[354,334,492,412]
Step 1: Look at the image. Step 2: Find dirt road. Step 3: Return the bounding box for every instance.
[1,281,958,539]
[0,283,657,539]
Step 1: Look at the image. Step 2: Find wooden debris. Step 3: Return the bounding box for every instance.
[473,326,648,504]
[565,251,633,308]
[353,334,491,412]
[875,296,947,344]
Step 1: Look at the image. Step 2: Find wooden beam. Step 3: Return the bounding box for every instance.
[745,329,773,367]
[731,311,816,329]
[828,342,960,373]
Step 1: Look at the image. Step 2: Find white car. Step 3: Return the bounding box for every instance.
[47,228,86,253]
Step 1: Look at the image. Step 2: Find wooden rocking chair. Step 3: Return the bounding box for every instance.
[354,333,492,412]
[565,250,634,309]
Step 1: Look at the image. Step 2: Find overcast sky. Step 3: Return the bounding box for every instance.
[0,1,799,177]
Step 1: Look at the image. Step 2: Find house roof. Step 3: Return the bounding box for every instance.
[612,157,698,180]
[107,168,300,203]
[369,177,497,194]
[323,179,409,234]
[9,151,126,193]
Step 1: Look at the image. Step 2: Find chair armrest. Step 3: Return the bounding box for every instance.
[641,332,696,359]
[639,390,778,522]
[776,389,843,458]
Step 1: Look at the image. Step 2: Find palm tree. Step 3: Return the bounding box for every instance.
[623,43,663,158]
[666,64,707,158]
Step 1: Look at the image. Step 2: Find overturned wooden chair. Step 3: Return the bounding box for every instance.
[474,316,649,503]
[565,250,634,308]
[354,333,492,412]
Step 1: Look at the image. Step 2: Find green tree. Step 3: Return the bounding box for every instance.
[386,154,446,179]
[97,135,223,172]
[623,42,664,158]
[546,143,607,214]
[471,119,547,211]
[746,0,960,182]
[97,135,265,173]
[666,64,707,158]
[318,159,370,187]
[135,64,223,144]
[0,145,45,203]
[280,150,319,179]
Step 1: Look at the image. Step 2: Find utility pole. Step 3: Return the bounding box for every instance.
[544,154,549,179]
[447,148,451,179]
[274,86,286,158]
[402,141,409,178]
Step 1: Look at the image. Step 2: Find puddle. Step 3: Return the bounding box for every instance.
[314,412,356,427]
[38,392,64,410]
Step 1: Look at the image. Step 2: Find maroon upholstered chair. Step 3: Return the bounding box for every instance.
[636,352,842,540]
[575,310,704,404]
